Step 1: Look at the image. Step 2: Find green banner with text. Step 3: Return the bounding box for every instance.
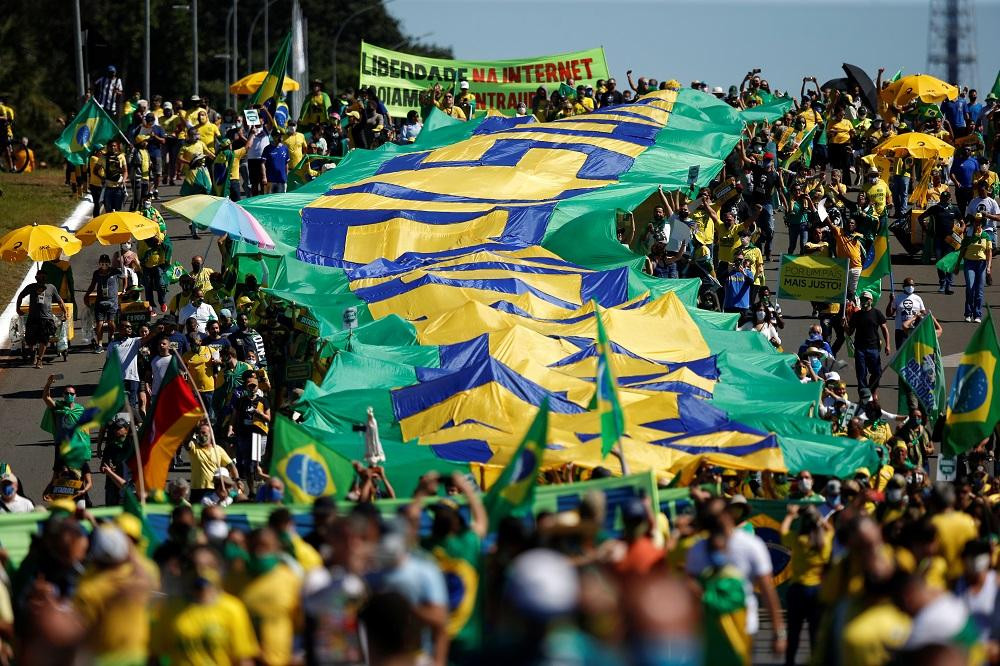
[359,42,610,117]
[777,254,849,304]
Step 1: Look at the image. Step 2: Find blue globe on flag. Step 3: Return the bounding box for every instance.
[510,448,537,482]
[75,124,91,148]
[286,452,329,497]
[951,364,989,415]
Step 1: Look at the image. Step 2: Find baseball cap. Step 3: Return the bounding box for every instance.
[712,86,724,95]
[190,94,201,102]
[0,472,16,485]
[107,65,117,73]
[90,525,130,565]
[860,290,874,301]
[214,467,231,480]
[236,296,253,307]
[219,308,232,318]
[505,549,579,619]
[824,371,841,382]
[460,80,469,90]
[162,101,173,110]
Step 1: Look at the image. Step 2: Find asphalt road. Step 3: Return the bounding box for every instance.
[0,181,222,504]
[0,183,996,505]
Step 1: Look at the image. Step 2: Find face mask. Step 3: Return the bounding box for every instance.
[903,285,915,295]
[65,394,76,404]
[755,311,766,322]
[266,487,283,503]
[708,550,727,569]
[799,478,813,492]
[968,554,991,574]
[914,417,922,426]
[192,263,202,272]
[248,553,281,576]
[196,433,210,445]
[887,488,904,503]
[1,485,14,497]
[810,359,823,372]
[825,494,840,506]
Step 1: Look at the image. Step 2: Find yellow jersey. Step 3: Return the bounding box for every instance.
[195,121,221,149]
[152,592,260,666]
[827,119,854,145]
[865,179,891,216]
[283,132,308,169]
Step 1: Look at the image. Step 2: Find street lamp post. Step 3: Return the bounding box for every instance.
[332,0,394,94]
[248,0,278,73]
[144,0,151,100]
[172,2,199,96]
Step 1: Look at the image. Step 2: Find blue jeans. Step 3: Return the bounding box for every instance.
[200,391,215,424]
[787,224,807,254]
[103,187,125,212]
[855,346,882,391]
[786,583,821,666]
[935,238,954,290]
[759,203,774,258]
[890,175,910,219]
[964,259,987,318]
[123,379,139,409]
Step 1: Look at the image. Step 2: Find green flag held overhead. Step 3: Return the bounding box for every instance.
[890,69,903,83]
[484,399,548,527]
[559,82,577,99]
[889,315,946,424]
[249,31,292,109]
[60,352,126,468]
[270,414,357,503]
[54,98,120,166]
[942,311,1000,456]
[122,487,159,555]
[991,69,1000,99]
[781,126,816,169]
[858,217,891,301]
[589,304,626,457]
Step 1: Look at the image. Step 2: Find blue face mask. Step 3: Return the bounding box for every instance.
[826,494,840,506]
[708,550,727,569]
[810,359,823,372]
[266,487,283,503]
[1,485,14,497]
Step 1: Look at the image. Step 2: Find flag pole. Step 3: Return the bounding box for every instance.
[126,402,147,506]
[611,441,629,476]
[170,349,216,446]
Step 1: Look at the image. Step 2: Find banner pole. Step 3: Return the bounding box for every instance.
[126,402,147,506]
[170,349,216,447]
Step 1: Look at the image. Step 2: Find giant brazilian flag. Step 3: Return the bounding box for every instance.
[943,311,1000,456]
[227,86,861,485]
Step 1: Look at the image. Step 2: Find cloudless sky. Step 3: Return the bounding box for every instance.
[387,0,1000,95]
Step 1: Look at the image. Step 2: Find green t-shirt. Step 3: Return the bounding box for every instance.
[422,529,482,650]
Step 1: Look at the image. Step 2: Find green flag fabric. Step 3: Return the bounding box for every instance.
[889,315,946,424]
[270,414,357,503]
[942,311,1000,456]
[858,217,892,301]
[781,126,817,169]
[249,31,292,109]
[54,98,120,166]
[122,487,160,555]
[484,399,548,527]
[589,305,626,457]
[890,69,903,83]
[991,69,1000,99]
[60,352,126,468]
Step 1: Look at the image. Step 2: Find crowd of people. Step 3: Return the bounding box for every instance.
[1,58,999,665]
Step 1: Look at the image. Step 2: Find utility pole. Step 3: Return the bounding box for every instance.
[73,0,85,101]
[264,0,269,67]
[233,0,240,80]
[192,0,199,96]
[144,0,151,100]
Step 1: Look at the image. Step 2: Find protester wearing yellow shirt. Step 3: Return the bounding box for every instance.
[73,525,159,665]
[929,484,979,582]
[796,103,822,133]
[183,337,220,422]
[823,217,863,301]
[438,92,467,121]
[179,129,211,178]
[283,121,308,170]
[153,547,260,666]
[864,166,892,220]
[194,109,221,149]
[186,423,238,494]
[237,528,304,666]
[781,504,833,662]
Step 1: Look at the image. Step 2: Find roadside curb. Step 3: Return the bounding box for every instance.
[0,198,93,350]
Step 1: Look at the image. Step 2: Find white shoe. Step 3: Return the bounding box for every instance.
[965,316,973,322]
[975,317,982,323]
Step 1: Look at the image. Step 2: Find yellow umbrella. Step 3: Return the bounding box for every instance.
[874,132,955,161]
[75,211,160,246]
[229,71,300,95]
[0,223,82,262]
[881,74,958,107]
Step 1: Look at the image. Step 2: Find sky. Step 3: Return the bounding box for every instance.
[388,0,1000,95]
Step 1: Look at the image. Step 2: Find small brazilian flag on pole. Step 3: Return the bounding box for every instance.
[942,310,1000,457]
[781,125,816,169]
[589,303,625,457]
[54,98,120,166]
[60,352,126,468]
[484,398,547,527]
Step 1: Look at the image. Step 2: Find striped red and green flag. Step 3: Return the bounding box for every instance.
[129,356,203,490]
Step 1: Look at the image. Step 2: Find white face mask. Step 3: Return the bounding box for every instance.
[903,285,915,295]
[755,311,766,322]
